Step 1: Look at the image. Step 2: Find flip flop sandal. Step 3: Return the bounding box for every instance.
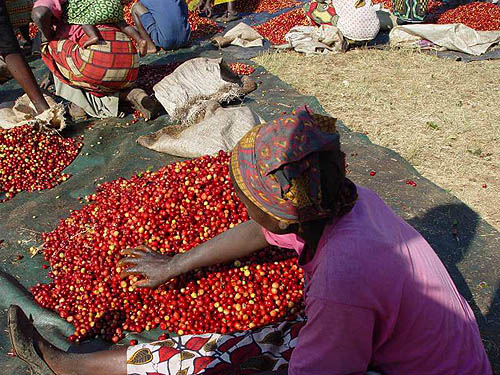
[215,12,241,23]
[126,88,161,121]
[8,305,56,375]
[238,76,257,96]
[68,102,88,122]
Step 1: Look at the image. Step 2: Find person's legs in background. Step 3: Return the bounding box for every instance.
[1,1,49,113]
[131,1,158,54]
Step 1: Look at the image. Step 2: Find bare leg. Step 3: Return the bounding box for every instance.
[82,24,100,48]
[116,21,147,56]
[198,0,213,17]
[130,3,157,54]
[31,6,54,42]
[4,53,49,113]
[227,0,237,16]
[37,337,127,375]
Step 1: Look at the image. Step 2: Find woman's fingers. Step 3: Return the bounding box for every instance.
[133,278,155,288]
[120,246,149,258]
[119,265,143,279]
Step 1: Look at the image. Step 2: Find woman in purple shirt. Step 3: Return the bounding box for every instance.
[8,106,492,375]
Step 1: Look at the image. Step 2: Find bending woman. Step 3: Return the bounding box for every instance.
[9,106,492,374]
[31,0,157,119]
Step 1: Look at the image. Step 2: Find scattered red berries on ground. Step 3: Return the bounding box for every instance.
[369,171,376,176]
[0,125,82,202]
[228,62,255,76]
[31,151,304,343]
[253,8,310,45]
[405,179,417,187]
[482,184,487,189]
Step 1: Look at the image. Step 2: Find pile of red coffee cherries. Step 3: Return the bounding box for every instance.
[435,2,500,31]
[0,125,82,202]
[253,8,310,45]
[228,62,255,76]
[237,0,299,14]
[32,151,304,342]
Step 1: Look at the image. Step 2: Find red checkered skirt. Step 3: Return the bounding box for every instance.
[41,26,139,96]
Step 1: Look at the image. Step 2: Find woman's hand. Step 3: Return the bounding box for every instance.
[117,245,183,288]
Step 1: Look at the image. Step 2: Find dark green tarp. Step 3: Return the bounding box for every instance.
[1,22,499,374]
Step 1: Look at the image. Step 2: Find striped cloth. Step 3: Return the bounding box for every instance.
[5,0,33,27]
[41,25,139,96]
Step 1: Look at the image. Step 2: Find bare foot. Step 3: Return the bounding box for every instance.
[125,88,159,120]
[82,35,99,49]
[147,43,158,54]
[137,39,148,57]
[40,74,53,90]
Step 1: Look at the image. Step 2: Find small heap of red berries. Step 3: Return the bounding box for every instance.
[0,125,82,202]
[435,2,500,31]
[253,8,310,45]
[237,0,299,14]
[31,151,304,343]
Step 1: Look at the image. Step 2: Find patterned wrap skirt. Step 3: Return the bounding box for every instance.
[63,0,124,25]
[41,25,139,96]
[5,0,33,27]
[127,318,305,375]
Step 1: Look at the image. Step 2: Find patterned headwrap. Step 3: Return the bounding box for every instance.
[231,105,358,224]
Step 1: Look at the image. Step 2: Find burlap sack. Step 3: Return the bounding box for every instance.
[0,94,66,130]
[137,103,261,158]
[153,58,244,126]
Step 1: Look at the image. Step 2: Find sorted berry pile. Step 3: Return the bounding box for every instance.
[435,2,500,31]
[137,63,184,94]
[188,11,224,40]
[124,1,223,40]
[237,0,299,14]
[253,8,310,45]
[123,0,137,26]
[0,126,82,202]
[31,151,304,342]
[28,23,38,39]
[228,62,255,76]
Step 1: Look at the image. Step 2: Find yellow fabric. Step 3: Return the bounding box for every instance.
[214,0,234,5]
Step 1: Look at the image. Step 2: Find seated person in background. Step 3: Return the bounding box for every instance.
[304,0,380,47]
[64,0,147,54]
[5,0,35,51]
[1,0,49,113]
[130,0,190,54]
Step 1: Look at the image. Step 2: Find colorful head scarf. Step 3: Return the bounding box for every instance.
[231,105,357,224]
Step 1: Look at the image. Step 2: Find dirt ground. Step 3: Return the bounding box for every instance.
[254,48,500,230]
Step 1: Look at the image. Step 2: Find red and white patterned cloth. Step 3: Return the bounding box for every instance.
[127,318,305,375]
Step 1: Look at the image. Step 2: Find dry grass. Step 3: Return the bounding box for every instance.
[254,48,500,230]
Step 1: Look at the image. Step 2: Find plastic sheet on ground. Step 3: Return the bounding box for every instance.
[0,6,499,373]
[389,23,500,56]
